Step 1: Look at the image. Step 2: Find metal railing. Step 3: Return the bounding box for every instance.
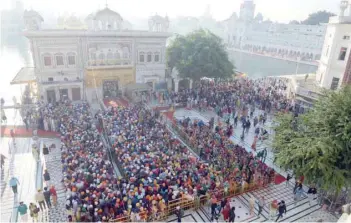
[109,177,274,222]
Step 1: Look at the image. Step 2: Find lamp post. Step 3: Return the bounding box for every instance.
[295,56,301,75]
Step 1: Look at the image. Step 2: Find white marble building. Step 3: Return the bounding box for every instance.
[17,6,171,103]
[316,0,351,89]
[223,0,326,61]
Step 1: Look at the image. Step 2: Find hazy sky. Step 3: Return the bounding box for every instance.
[1,0,339,23]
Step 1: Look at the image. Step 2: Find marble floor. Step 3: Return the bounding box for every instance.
[174,108,210,123]
[0,137,49,222]
[41,138,67,222]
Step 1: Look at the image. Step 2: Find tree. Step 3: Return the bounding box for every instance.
[289,20,300,25]
[272,86,351,192]
[166,29,234,80]
[254,13,264,23]
[301,10,336,25]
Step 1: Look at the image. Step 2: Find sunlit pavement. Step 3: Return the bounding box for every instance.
[1,108,24,127]
[0,137,40,222]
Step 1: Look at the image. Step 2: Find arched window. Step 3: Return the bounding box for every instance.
[107,50,113,61]
[147,52,152,62]
[90,52,96,60]
[67,52,76,66]
[43,53,52,67]
[55,53,64,66]
[98,52,105,60]
[114,51,121,60]
[98,52,105,65]
[122,47,129,59]
[154,52,160,62]
[139,52,145,62]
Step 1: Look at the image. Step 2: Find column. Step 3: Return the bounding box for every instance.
[81,86,84,100]
[55,87,60,102]
[68,87,72,100]
[189,79,193,89]
[174,79,179,92]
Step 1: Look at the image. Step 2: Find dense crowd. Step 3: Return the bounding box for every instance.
[149,78,299,115]
[32,77,295,222]
[100,104,206,219]
[179,117,274,182]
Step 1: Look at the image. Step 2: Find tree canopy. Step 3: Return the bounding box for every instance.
[166,29,234,80]
[289,20,300,25]
[301,10,336,25]
[272,86,351,192]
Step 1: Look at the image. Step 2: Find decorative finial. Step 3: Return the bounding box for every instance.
[340,0,348,17]
[105,0,108,8]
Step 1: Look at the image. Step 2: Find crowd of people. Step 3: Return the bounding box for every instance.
[12,77,300,222]
[100,104,206,220]
[178,117,275,188]
[147,78,298,116]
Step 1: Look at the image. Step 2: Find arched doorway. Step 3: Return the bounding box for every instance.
[178,79,190,90]
[103,80,119,98]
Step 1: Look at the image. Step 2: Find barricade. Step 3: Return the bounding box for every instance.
[109,177,274,222]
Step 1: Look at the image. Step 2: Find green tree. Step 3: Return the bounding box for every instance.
[166,29,234,81]
[289,20,300,25]
[272,86,351,192]
[302,10,336,25]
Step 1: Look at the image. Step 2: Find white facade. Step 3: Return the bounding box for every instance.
[316,1,351,89]
[22,7,171,103]
[223,0,326,61]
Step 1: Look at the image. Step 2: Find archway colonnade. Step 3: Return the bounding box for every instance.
[243,44,321,61]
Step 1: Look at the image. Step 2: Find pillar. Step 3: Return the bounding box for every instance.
[55,87,59,102]
[68,87,72,100]
[189,79,193,89]
[174,79,179,92]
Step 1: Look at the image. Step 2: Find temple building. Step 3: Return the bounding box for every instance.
[222,0,326,61]
[316,0,351,89]
[13,6,171,104]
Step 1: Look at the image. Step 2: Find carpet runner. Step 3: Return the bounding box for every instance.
[1,127,60,138]
[274,173,286,185]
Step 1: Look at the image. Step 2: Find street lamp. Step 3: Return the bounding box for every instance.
[295,56,301,75]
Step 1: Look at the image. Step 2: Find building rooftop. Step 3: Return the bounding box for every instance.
[11,67,36,85]
[23,29,172,37]
[329,15,351,24]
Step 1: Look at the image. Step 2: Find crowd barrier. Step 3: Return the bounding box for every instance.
[109,177,274,222]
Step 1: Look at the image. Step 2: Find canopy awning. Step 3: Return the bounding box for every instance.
[11,67,36,85]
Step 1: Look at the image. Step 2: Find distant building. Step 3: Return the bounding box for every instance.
[13,6,171,104]
[316,0,351,89]
[222,0,326,61]
[0,0,24,48]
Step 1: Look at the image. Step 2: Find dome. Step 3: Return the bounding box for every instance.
[94,7,123,21]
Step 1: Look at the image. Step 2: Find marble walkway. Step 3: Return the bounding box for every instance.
[0,137,49,222]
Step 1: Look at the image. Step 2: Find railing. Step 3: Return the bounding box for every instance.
[109,178,274,222]
[165,118,201,156]
[102,128,126,178]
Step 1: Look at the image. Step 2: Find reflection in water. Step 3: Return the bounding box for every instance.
[229,51,318,78]
[0,45,32,106]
